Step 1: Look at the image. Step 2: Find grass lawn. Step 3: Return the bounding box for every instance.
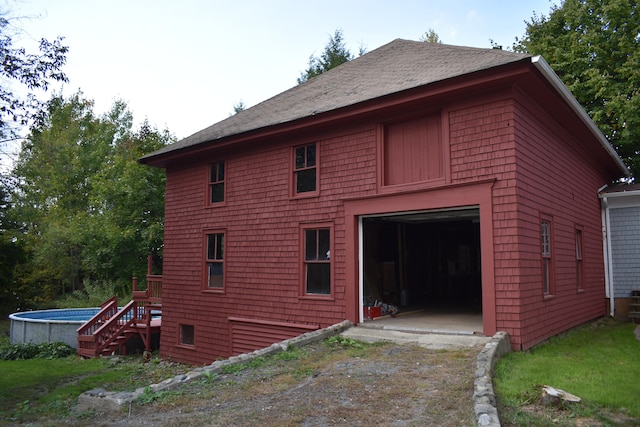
[494,318,640,426]
[0,319,187,424]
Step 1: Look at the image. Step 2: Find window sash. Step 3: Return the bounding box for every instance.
[209,162,225,203]
[294,144,317,194]
[541,221,551,257]
[206,233,224,289]
[303,228,330,295]
[541,219,552,295]
[576,229,583,289]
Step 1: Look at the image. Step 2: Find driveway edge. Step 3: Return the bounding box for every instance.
[474,331,511,427]
[76,320,353,413]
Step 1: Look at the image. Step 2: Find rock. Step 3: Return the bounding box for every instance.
[540,385,581,407]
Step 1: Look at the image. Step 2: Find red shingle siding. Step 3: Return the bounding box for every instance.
[160,129,377,363]
[511,91,609,349]
[449,97,524,341]
[159,81,616,363]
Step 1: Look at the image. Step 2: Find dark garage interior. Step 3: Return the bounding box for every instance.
[362,208,482,315]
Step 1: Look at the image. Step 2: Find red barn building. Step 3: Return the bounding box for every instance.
[141,40,628,365]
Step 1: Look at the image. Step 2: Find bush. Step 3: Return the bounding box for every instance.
[55,279,130,308]
[0,341,75,360]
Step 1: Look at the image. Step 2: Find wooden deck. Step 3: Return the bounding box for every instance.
[77,258,163,358]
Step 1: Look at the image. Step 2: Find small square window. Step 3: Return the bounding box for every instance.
[179,324,194,346]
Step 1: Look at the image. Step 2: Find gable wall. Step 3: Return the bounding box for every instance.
[160,127,378,364]
[510,88,610,349]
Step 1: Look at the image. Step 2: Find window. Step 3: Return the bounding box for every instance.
[541,218,553,295]
[303,227,331,295]
[206,232,224,289]
[576,228,584,290]
[209,161,225,203]
[179,324,194,346]
[294,144,317,194]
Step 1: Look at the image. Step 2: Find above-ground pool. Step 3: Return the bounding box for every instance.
[9,308,101,349]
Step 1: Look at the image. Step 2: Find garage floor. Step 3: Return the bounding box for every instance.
[361,307,484,336]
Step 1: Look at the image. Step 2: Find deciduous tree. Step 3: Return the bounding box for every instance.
[9,93,170,305]
[0,8,68,142]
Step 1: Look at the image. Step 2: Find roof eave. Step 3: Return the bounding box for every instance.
[530,55,630,178]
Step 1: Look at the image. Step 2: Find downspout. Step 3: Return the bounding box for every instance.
[598,185,615,317]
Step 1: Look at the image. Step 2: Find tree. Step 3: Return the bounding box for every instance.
[419,29,442,44]
[515,0,640,179]
[0,179,27,316]
[232,100,246,114]
[297,29,365,84]
[9,93,170,305]
[0,8,68,143]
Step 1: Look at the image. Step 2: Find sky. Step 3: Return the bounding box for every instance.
[2,0,558,167]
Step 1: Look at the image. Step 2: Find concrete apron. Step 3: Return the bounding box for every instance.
[343,309,491,349]
[341,326,491,349]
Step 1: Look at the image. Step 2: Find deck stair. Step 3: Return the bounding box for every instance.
[77,257,162,358]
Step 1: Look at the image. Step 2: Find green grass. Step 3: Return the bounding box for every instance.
[0,317,188,424]
[0,356,112,421]
[495,319,640,423]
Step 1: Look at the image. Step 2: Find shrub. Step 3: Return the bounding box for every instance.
[0,341,75,360]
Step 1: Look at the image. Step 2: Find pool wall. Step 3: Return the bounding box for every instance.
[9,308,100,349]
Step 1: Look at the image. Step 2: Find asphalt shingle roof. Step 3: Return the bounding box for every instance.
[142,39,531,161]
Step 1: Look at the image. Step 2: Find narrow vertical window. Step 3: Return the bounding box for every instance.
[304,227,331,294]
[576,228,583,290]
[294,143,317,194]
[209,161,225,203]
[541,219,553,295]
[206,233,224,289]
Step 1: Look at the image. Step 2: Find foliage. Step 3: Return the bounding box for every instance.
[54,279,129,308]
[232,100,246,114]
[297,29,365,84]
[0,8,68,142]
[6,92,171,309]
[0,183,27,317]
[515,0,640,179]
[0,341,74,360]
[419,28,442,43]
[495,319,640,422]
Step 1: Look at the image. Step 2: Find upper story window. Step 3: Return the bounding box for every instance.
[205,232,224,290]
[209,161,225,204]
[302,225,332,296]
[541,217,554,296]
[294,143,317,195]
[383,113,443,187]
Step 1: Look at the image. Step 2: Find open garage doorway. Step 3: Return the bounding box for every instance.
[361,207,483,333]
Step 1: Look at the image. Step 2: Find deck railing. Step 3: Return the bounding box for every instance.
[77,256,163,357]
[76,296,119,339]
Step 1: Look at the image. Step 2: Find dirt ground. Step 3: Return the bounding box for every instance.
[69,339,483,427]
